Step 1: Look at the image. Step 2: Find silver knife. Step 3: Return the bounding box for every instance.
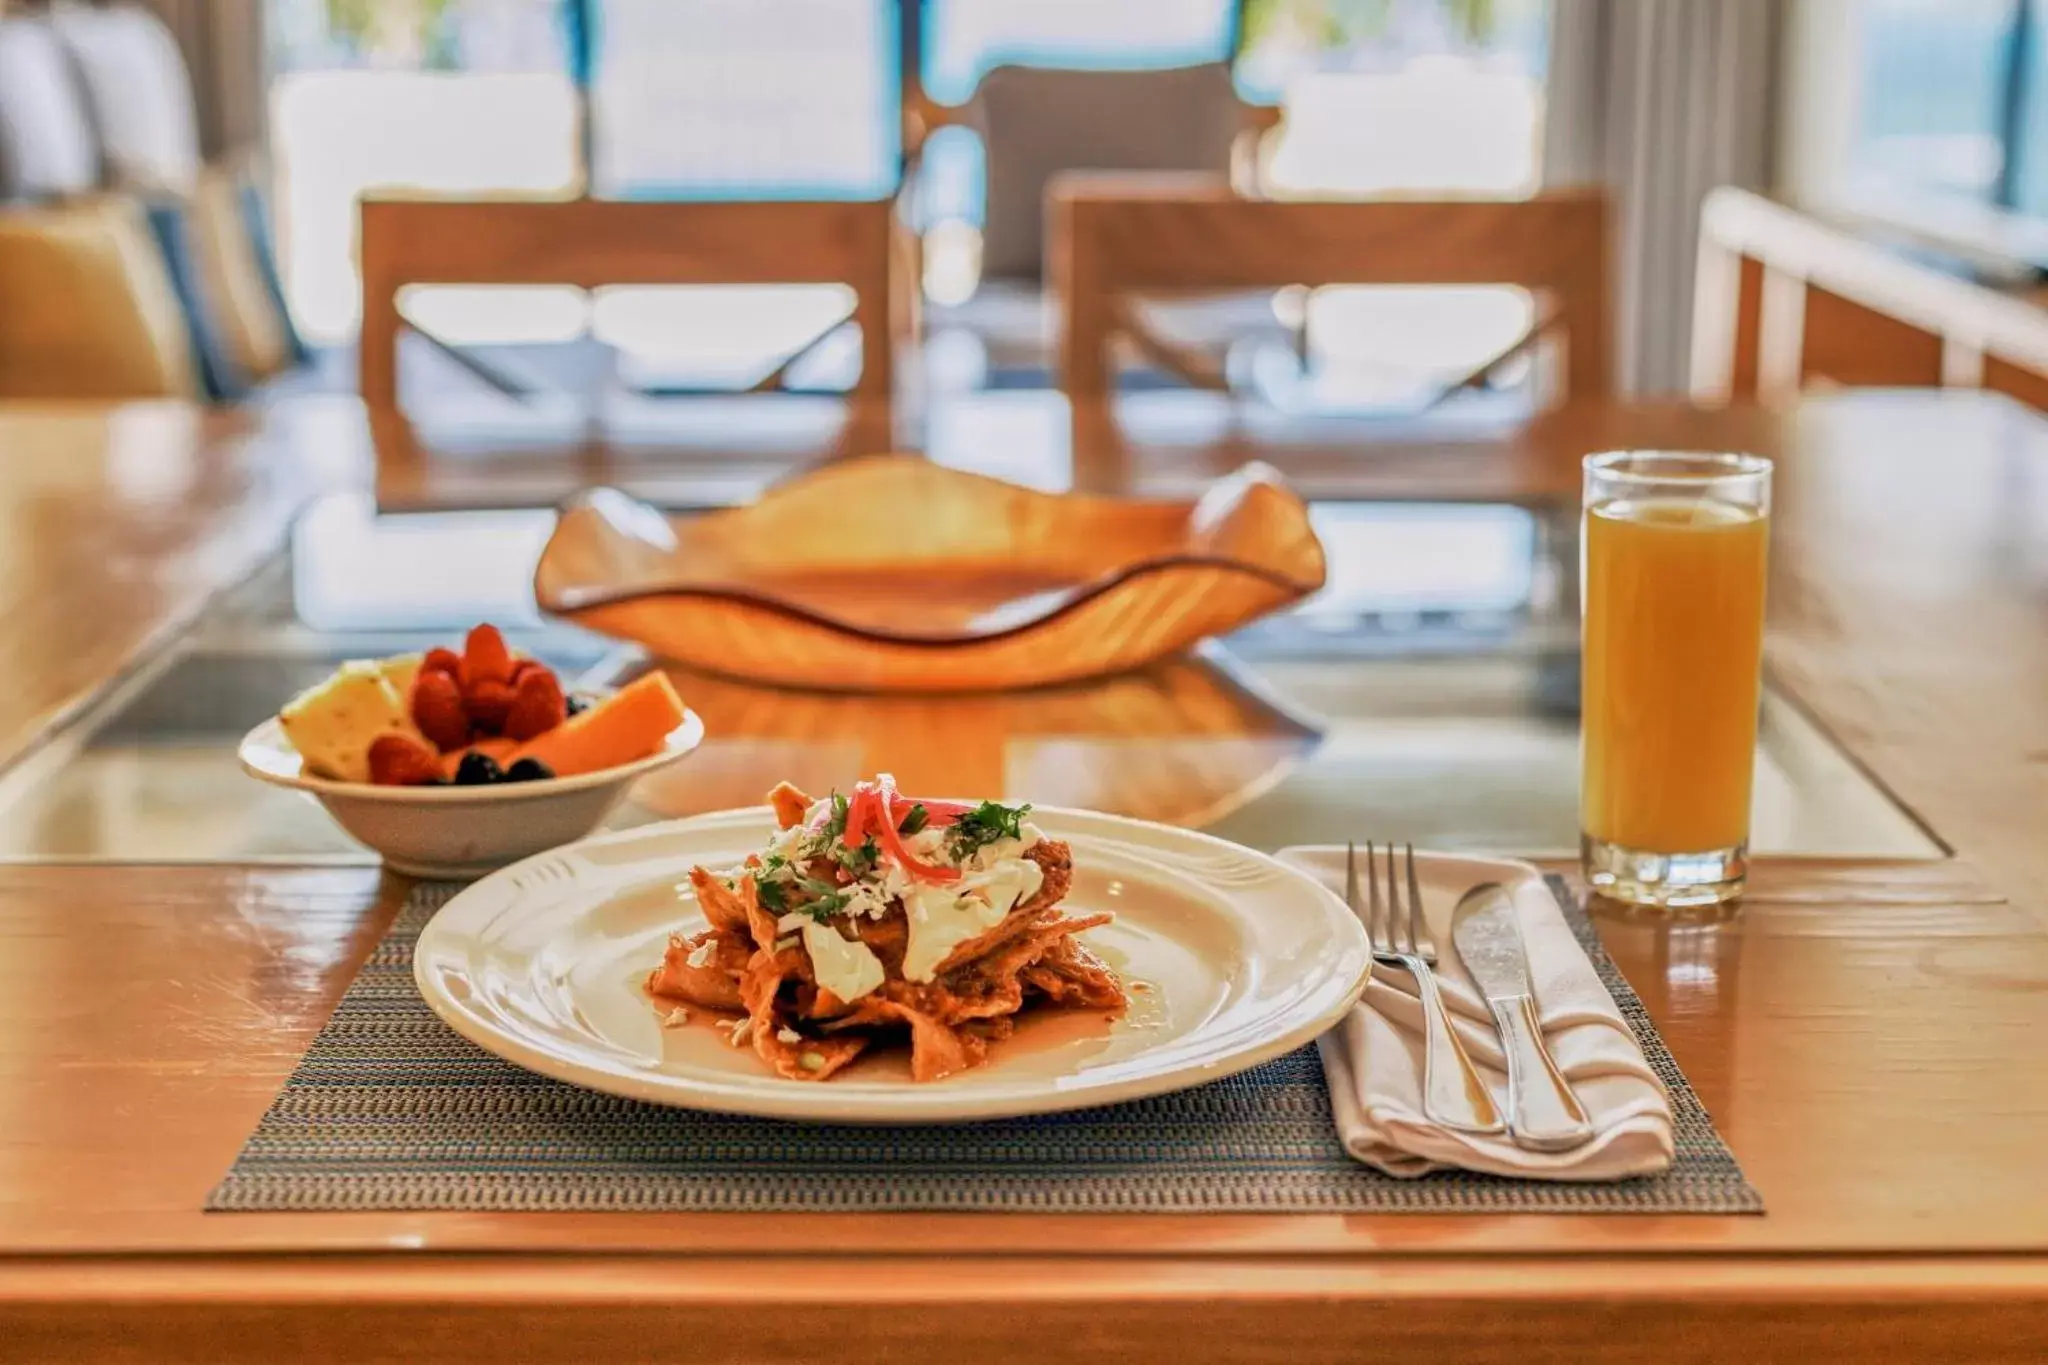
[1452,883,1594,1152]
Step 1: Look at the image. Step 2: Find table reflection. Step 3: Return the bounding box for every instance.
[631,649,1317,828]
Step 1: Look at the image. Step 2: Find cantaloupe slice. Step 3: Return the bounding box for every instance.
[509,672,686,778]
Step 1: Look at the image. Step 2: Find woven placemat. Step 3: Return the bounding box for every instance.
[209,877,1759,1214]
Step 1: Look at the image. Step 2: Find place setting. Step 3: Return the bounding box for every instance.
[13,4,2048,1352]
[212,451,1763,1217]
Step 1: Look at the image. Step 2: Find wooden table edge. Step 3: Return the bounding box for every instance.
[1,1253,2043,1364]
[2,1250,2046,1300]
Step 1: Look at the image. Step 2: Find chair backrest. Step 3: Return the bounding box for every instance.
[1049,177,1611,401]
[1692,186,2048,411]
[0,15,102,202]
[356,196,899,420]
[974,63,1243,282]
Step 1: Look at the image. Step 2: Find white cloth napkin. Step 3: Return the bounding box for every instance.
[1281,848,1675,1181]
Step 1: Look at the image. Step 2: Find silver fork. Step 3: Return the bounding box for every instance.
[1347,842,1503,1135]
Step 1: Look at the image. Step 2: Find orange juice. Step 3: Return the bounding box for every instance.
[1582,498,1769,853]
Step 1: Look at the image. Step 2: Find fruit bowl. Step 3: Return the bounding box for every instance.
[238,710,705,879]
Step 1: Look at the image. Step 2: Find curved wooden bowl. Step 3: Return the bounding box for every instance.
[534,456,1327,692]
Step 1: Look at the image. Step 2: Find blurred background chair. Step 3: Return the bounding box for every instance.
[1052,179,1610,409]
[974,63,1247,283]
[1692,185,2048,413]
[905,0,1573,415]
[927,60,1286,388]
[357,193,899,508]
[357,196,897,423]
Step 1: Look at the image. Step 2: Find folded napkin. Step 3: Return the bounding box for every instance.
[1281,848,1674,1181]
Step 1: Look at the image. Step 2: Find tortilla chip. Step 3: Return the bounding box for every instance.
[688,866,752,936]
[861,996,986,1081]
[933,841,1076,975]
[1021,936,1127,1011]
[646,928,749,1011]
[753,1016,870,1081]
[768,781,813,830]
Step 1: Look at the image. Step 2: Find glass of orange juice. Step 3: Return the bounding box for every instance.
[1581,451,1772,908]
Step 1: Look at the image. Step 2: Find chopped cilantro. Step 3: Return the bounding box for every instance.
[835,834,880,880]
[794,875,851,919]
[897,802,930,836]
[800,790,852,859]
[755,878,788,913]
[947,800,1033,858]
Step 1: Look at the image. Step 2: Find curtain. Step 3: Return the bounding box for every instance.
[1545,0,1781,395]
[127,0,266,158]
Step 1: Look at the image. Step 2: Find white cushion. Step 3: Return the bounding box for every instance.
[0,17,101,199]
[50,3,202,193]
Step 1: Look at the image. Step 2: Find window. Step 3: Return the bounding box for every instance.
[268,0,580,342]
[266,0,894,379]
[1239,0,1550,414]
[923,0,1235,104]
[1840,0,2017,210]
[1243,0,1548,196]
[591,0,897,199]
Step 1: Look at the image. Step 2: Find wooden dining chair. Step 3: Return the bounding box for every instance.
[1691,186,2048,411]
[356,196,899,421]
[1048,176,1611,403]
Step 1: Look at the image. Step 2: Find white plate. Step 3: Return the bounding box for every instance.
[413,806,1372,1123]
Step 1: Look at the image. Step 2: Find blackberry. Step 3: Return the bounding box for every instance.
[504,757,555,783]
[454,752,506,786]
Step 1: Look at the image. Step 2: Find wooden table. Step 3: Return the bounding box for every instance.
[1,391,2046,1361]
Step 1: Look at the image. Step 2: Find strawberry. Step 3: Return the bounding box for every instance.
[420,646,463,680]
[461,623,514,688]
[465,678,517,734]
[367,733,443,786]
[503,664,567,741]
[410,669,471,752]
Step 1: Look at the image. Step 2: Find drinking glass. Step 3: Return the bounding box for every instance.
[1580,451,1772,908]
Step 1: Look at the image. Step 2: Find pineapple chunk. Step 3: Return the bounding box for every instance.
[376,652,423,701]
[278,661,424,782]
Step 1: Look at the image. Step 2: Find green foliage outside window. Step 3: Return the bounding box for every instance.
[1243,0,1504,51]
[321,0,459,66]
